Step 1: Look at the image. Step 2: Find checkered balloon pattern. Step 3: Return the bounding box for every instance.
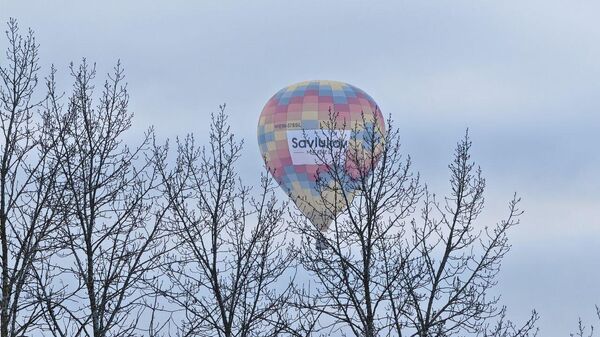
[257,80,386,231]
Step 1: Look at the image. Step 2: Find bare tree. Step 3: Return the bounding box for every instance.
[570,306,600,337]
[292,114,538,337]
[0,19,67,337]
[479,308,538,337]
[156,106,295,337]
[401,133,538,337]
[39,59,169,337]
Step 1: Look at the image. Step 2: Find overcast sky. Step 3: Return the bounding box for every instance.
[2,1,599,335]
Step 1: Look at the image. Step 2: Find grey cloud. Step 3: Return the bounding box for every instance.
[3,1,599,335]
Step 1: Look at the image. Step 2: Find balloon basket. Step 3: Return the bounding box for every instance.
[315,235,327,251]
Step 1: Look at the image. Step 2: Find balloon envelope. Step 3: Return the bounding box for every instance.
[257,80,385,231]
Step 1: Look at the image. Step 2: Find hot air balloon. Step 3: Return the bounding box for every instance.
[257,80,385,246]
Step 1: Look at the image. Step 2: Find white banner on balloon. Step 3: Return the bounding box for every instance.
[287,129,351,165]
